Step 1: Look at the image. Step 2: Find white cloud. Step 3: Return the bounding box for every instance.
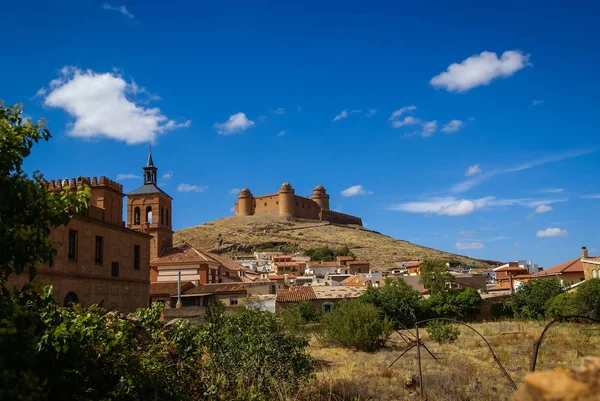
[450,150,594,193]
[421,121,437,137]
[534,205,553,214]
[389,196,568,216]
[457,230,476,237]
[430,50,532,92]
[214,112,255,135]
[33,87,47,98]
[333,109,361,121]
[277,130,286,136]
[177,184,208,193]
[532,100,544,106]
[272,108,285,114]
[161,171,173,180]
[341,185,373,197]
[466,164,482,176]
[538,188,564,194]
[296,106,302,111]
[456,242,485,250]
[513,241,520,247]
[102,3,135,19]
[489,236,507,241]
[391,116,421,128]
[116,173,140,180]
[441,119,464,133]
[536,228,568,238]
[43,67,190,144]
[229,188,241,195]
[389,106,417,120]
[581,194,600,199]
[366,109,377,117]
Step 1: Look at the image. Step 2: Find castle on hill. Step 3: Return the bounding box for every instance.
[234,182,363,226]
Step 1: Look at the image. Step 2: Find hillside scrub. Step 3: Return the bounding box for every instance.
[303,246,354,261]
[319,300,393,352]
[0,287,314,401]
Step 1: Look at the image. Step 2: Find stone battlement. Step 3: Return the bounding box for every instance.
[46,176,123,193]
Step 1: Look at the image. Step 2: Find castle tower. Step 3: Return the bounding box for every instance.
[127,149,173,261]
[310,185,330,211]
[278,182,295,218]
[236,188,255,216]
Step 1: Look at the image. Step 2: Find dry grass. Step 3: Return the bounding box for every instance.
[292,321,600,401]
[175,214,496,269]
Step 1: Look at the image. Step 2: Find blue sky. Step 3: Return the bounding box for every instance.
[2,0,599,268]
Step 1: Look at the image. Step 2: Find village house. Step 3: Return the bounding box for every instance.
[177,282,272,307]
[534,248,587,285]
[305,261,349,278]
[276,285,366,313]
[581,246,600,280]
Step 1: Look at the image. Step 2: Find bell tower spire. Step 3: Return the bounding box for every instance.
[143,144,157,185]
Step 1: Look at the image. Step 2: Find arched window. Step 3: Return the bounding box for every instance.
[134,207,140,225]
[593,269,598,279]
[166,209,170,226]
[64,292,79,307]
[146,206,152,223]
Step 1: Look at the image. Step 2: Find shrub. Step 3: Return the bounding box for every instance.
[304,246,354,262]
[419,260,453,295]
[490,296,514,319]
[545,292,578,318]
[572,278,600,320]
[425,321,460,344]
[360,278,421,329]
[320,300,393,351]
[512,278,564,320]
[424,288,482,321]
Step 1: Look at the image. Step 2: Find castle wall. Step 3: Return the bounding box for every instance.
[253,194,280,214]
[320,209,363,226]
[292,195,321,220]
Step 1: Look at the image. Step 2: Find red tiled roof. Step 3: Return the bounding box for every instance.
[275,261,306,267]
[184,283,248,296]
[488,283,512,292]
[337,256,355,261]
[151,244,218,265]
[272,256,292,261]
[206,252,244,271]
[347,260,369,265]
[495,266,529,272]
[308,261,340,268]
[268,274,285,280]
[276,286,316,302]
[286,274,296,279]
[150,281,194,296]
[536,257,583,275]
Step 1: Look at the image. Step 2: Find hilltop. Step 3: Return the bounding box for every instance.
[174,214,499,269]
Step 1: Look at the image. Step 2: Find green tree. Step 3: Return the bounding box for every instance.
[0,101,89,281]
[360,278,422,328]
[572,278,600,319]
[545,292,578,318]
[320,300,393,352]
[424,287,482,321]
[304,246,354,262]
[419,260,453,295]
[512,278,564,320]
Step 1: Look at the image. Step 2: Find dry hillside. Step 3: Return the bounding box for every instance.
[175,214,498,269]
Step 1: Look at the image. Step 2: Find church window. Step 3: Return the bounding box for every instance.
[594,269,598,279]
[68,229,78,260]
[134,207,140,225]
[146,206,152,223]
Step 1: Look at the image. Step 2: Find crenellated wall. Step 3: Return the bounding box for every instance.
[234,183,362,226]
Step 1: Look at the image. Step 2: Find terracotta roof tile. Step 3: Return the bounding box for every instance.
[347,260,370,265]
[268,274,285,280]
[276,286,316,302]
[308,261,340,268]
[536,257,583,275]
[206,252,245,271]
[150,281,194,296]
[184,283,249,296]
[312,286,366,299]
[275,261,307,267]
[151,245,218,265]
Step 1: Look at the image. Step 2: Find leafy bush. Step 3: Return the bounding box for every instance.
[320,300,393,351]
[280,301,322,335]
[360,278,422,329]
[512,278,564,320]
[304,246,354,262]
[572,278,600,320]
[0,286,314,401]
[490,296,514,319]
[419,260,453,295]
[425,321,460,344]
[423,287,482,321]
[545,292,578,318]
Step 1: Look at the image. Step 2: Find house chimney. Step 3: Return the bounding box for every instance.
[509,275,514,295]
[582,246,589,259]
